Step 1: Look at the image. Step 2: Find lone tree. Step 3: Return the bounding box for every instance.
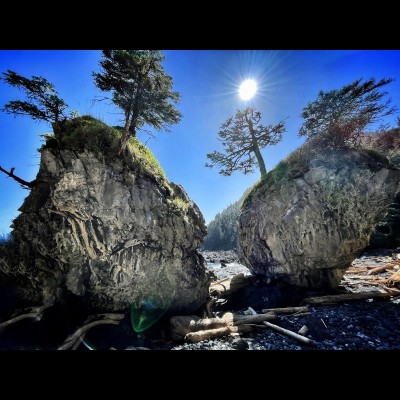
[299,77,396,148]
[206,107,286,179]
[0,70,69,188]
[1,70,68,136]
[93,50,182,154]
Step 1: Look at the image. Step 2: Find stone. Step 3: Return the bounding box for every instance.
[231,337,249,350]
[238,148,400,289]
[0,148,211,313]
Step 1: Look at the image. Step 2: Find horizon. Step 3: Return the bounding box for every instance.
[1,50,400,233]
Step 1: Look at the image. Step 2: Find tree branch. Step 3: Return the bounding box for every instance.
[0,165,36,188]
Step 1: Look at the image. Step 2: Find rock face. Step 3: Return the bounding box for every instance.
[238,148,400,289]
[0,148,210,313]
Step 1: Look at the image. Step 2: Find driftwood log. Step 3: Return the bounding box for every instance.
[367,264,397,275]
[262,321,315,346]
[0,303,52,330]
[261,306,309,315]
[170,311,276,342]
[303,291,393,304]
[185,325,253,343]
[58,313,125,350]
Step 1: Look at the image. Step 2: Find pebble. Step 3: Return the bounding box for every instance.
[231,338,249,350]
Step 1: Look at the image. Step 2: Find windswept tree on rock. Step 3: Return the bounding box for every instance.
[206,107,286,179]
[93,50,182,154]
[0,70,69,188]
[1,70,68,136]
[299,77,397,148]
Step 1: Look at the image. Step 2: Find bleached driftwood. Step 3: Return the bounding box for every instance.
[262,321,315,346]
[261,306,309,315]
[170,311,276,341]
[185,325,253,343]
[58,313,124,350]
[0,303,52,330]
[303,291,393,304]
[367,264,397,275]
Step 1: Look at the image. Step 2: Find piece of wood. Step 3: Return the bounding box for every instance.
[367,264,397,275]
[345,267,370,274]
[303,291,393,305]
[298,325,309,336]
[227,312,277,326]
[209,273,253,298]
[170,312,276,338]
[387,270,400,285]
[382,286,400,296]
[58,313,124,350]
[170,315,228,338]
[261,306,309,315]
[0,303,52,330]
[185,325,253,343]
[247,307,257,315]
[263,321,316,346]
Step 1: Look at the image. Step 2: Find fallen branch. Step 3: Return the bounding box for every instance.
[345,267,369,274]
[170,312,276,341]
[185,325,253,343]
[262,321,316,346]
[0,303,52,330]
[58,313,124,350]
[261,306,309,315]
[303,291,393,305]
[367,264,397,275]
[386,270,400,286]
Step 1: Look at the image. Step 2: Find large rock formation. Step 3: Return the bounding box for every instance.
[0,146,210,313]
[238,148,400,289]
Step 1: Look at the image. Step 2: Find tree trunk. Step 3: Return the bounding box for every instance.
[118,116,131,155]
[246,114,267,179]
[252,140,267,179]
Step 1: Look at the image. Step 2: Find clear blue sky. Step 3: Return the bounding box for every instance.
[0,50,400,233]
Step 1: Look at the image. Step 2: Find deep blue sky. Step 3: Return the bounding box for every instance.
[0,50,400,233]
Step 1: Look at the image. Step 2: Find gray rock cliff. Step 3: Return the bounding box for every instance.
[238,148,400,289]
[0,147,210,313]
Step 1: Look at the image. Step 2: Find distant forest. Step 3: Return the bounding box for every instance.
[202,187,253,251]
[202,201,240,251]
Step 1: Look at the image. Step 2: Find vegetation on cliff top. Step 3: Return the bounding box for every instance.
[42,114,172,188]
[242,77,397,209]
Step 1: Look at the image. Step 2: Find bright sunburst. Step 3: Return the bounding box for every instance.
[239,79,257,100]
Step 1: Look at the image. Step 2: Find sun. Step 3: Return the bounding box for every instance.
[239,79,257,100]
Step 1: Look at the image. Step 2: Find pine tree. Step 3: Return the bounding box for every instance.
[299,77,396,148]
[1,69,68,136]
[206,107,286,179]
[93,50,182,154]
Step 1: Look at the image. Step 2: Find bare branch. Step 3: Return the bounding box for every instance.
[58,313,125,350]
[0,303,53,330]
[0,165,36,188]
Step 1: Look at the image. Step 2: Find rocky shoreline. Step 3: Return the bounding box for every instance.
[160,249,400,350]
[0,249,399,350]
